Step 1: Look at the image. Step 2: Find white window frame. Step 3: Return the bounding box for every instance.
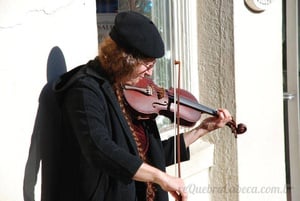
[152,0,199,131]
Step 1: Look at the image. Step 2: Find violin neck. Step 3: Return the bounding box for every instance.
[169,95,218,116]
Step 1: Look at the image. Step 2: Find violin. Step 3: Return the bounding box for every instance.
[123,77,247,137]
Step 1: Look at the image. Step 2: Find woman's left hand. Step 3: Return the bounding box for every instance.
[199,108,232,132]
[183,108,233,147]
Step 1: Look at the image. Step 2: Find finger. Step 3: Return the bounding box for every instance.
[223,109,232,119]
[169,191,180,200]
[217,109,225,119]
[176,185,187,201]
[218,108,232,120]
[179,191,188,201]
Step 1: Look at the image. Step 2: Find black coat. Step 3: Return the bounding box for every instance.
[26,59,190,201]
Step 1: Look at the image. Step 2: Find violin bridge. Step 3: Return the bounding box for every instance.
[145,85,153,96]
[157,87,165,99]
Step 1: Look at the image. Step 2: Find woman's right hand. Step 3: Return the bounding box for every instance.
[133,163,187,201]
[155,172,187,201]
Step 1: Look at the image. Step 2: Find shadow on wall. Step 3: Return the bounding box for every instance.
[47,46,67,82]
[23,46,67,201]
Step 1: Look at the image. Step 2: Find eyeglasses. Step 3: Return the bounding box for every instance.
[141,59,156,70]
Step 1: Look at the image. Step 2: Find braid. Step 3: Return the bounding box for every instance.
[114,84,146,161]
[114,84,156,201]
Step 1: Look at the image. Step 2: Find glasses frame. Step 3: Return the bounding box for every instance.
[141,59,156,71]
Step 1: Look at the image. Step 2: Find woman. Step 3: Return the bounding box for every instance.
[50,11,233,201]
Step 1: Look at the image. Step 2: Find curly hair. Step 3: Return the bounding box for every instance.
[100,36,156,200]
[98,36,146,83]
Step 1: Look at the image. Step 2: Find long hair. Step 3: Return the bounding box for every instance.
[99,36,156,200]
[98,36,145,83]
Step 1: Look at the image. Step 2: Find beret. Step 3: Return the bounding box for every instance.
[109,11,165,58]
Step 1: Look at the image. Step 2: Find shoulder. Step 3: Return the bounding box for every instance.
[53,58,110,93]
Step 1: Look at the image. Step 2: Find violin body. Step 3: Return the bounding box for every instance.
[123,79,169,120]
[123,77,247,136]
[123,78,202,127]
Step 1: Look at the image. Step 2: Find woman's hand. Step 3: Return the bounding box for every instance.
[133,163,187,201]
[199,108,232,132]
[183,108,233,147]
[155,172,187,201]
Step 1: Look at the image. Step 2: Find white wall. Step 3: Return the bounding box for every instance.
[234,1,287,200]
[0,1,98,200]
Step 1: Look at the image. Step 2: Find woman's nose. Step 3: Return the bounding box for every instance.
[144,67,153,76]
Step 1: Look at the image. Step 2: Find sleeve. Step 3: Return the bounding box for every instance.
[62,78,143,184]
[162,134,190,167]
[145,119,190,167]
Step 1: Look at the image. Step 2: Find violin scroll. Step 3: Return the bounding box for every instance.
[226,120,247,138]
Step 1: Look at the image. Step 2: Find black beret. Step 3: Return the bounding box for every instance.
[109,11,165,58]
